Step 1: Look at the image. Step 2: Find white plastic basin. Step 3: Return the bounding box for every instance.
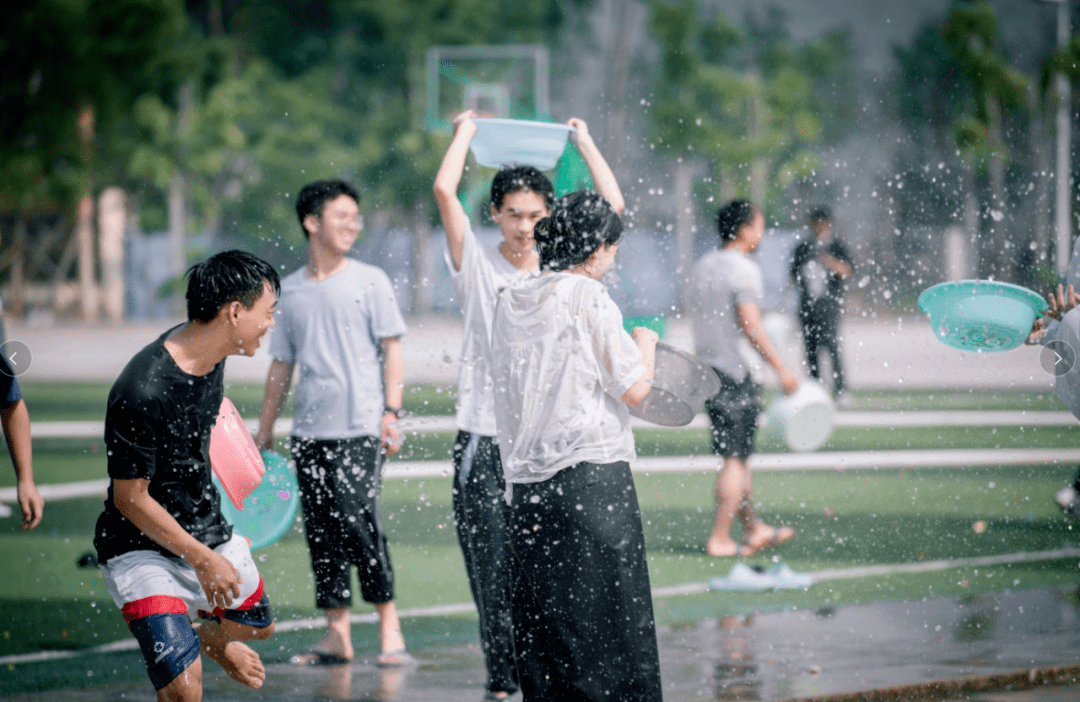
[470,118,573,170]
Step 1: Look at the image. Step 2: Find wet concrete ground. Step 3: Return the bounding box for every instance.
[7,585,1079,701]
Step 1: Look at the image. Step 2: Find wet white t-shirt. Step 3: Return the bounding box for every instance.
[491,273,643,492]
[686,248,765,381]
[445,222,534,437]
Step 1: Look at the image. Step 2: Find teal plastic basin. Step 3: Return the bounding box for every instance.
[917,280,1046,352]
[215,450,300,550]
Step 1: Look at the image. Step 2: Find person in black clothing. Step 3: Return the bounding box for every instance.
[789,207,853,403]
[94,250,280,701]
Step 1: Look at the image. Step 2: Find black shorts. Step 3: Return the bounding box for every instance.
[705,370,762,459]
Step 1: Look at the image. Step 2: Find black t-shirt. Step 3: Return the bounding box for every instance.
[790,236,853,307]
[94,327,232,564]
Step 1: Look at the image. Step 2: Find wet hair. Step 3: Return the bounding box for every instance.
[808,206,832,224]
[489,166,555,211]
[295,179,360,238]
[534,190,623,271]
[185,250,281,324]
[716,199,759,243]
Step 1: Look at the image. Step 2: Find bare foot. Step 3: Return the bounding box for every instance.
[741,524,794,557]
[304,630,354,662]
[705,537,740,558]
[206,640,266,689]
[376,601,406,658]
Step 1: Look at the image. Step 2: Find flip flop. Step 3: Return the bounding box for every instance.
[740,525,795,557]
[290,649,352,666]
[375,647,413,668]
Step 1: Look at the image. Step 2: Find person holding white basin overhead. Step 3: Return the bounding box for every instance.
[433,111,624,701]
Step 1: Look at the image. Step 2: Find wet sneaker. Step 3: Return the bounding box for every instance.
[708,563,772,592]
[764,562,815,589]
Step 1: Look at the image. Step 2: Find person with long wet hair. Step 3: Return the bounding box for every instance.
[490,191,662,702]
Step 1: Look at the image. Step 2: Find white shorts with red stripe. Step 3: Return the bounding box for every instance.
[100,533,265,622]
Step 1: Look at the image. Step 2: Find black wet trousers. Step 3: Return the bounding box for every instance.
[509,461,662,702]
[453,431,518,694]
[291,435,394,609]
[800,302,845,395]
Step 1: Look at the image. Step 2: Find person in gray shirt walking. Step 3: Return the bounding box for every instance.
[686,200,800,558]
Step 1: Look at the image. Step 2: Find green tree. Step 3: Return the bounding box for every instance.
[942,0,1029,279]
[646,0,854,302]
[1,0,189,317]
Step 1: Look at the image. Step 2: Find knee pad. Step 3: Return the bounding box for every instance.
[128,612,200,691]
[219,592,274,630]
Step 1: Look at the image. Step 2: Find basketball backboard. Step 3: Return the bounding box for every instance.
[425,44,551,131]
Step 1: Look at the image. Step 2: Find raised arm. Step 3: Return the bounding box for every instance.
[433,110,479,272]
[1,398,42,529]
[737,302,799,395]
[380,336,404,457]
[255,359,294,450]
[568,118,625,216]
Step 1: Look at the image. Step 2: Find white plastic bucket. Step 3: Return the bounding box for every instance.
[766,380,835,452]
[469,118,573,170]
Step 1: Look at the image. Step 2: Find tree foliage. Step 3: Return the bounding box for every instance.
[0,0,189,211]
[3,0,579,252]
[647,0,855,213]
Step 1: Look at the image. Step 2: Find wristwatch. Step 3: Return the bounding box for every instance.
[384,406,405,419]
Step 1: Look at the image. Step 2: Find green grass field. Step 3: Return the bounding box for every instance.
[2,384,1079,694]
[14,381,1068,422]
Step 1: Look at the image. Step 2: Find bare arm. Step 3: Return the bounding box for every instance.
[112,478,241,608]
[1,399,42,529]
[380,336,404,456]
[433,110,479,272]
[819,252,852,278]
[255,359,294,450]
[569,118,625,216]
[622,327,659,408]
[737,303,799,395]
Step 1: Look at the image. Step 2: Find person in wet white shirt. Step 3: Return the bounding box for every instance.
[433,110,624,702]
[491,191,661,702]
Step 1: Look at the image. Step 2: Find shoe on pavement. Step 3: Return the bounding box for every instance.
[709,563,772,592]
[764,562,815,589]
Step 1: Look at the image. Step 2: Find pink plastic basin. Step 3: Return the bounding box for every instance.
[209,397,265,510]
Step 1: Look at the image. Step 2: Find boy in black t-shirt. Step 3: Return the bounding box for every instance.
[0,352,42,529]
[789,206,853,403]
[94,250,280,701]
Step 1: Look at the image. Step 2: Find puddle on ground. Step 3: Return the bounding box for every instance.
[659,585,1080,701]
[5,586,1079,701]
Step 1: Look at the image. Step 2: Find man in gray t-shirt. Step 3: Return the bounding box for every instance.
[687,200,799,561]
[255,179,410,668]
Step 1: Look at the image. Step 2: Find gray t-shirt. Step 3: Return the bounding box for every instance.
[687,247,764,381]
[270,260,407,439]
